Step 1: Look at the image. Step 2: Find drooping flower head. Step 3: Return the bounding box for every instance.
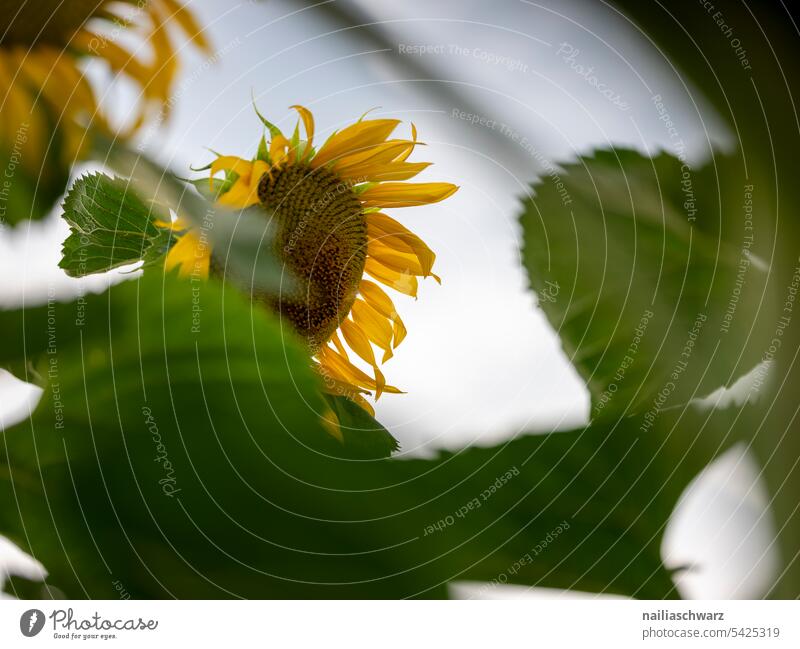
[0,0,208,218]
[163,105,458,412]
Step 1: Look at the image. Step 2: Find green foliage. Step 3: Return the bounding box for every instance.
[608,0,800,599]
[521,150,769,419]
[0,272,739,599]
[323,393,399,458]
[60,173,173,277]
[520,146,792,597]
[1,139,782,601]
[0,0,793,603]
[85,135,292,296]
[1,142,771,601]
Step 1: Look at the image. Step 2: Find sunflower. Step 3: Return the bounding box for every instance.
[162,106,457,413]
[0,0,208,219]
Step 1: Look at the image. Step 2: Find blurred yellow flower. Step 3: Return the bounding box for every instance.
[0,0,208,181]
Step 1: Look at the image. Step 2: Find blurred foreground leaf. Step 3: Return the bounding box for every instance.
[323,394,399,459]
[1,272,746,599]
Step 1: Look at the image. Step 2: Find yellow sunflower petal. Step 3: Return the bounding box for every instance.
[53,54,100,121]
[165,231,210,278]
[146,2,180,107]
[159,0,212,53]
[312,119,400,168]
[290,104,314,150]
[210,155,253,187]
[367,211,429,237]
[350,299,394,352]
[59,123,87,162]
[351,393,376,416]
[0,57,45,168]
[332,139,429,182]
[395,123,418,162]
[215,159,268,207]
[318,346,373,386]
[372,365,387,399]
[380,346,394,363]
[359,182,458,209]
[20,48,96,125]
[356,282,403,358]
[317,346,401,396]
[352,161,431,182]
[73,31,152,127]
[340,318,377,367]
[72,31,149,82]
[367,212,436,275]
[318,372,377,416]
[339,320,388,395]
[367,239,441,282]
[14,51,91,161]
[211,155,254,176]
[251,159,269,180]
[317,371,370,399]
[217,180,260,208]
[270,134,290,166]
[153,214,192,231]
[329,330,349,360]
[364,258,418,297]
[333,140,414,171]
[392,315,407,348]
[358,279,397,318]
[320,407,343,442]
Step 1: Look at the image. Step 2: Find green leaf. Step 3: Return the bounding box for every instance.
[520,149,769,420]
[0,273,346,596]
[185,177,226,202]
[256,134,270,163]
[2,575,64,600]
[91,133,292,297]
[602,4,800,597]
[59,173,173,277]
[323,394,399,459]
[0,291,108,378]
[252,100,283,140]
[1,272,741,599]
[520,147,789,597]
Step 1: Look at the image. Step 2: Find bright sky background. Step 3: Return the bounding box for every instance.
[0,0,777,599]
